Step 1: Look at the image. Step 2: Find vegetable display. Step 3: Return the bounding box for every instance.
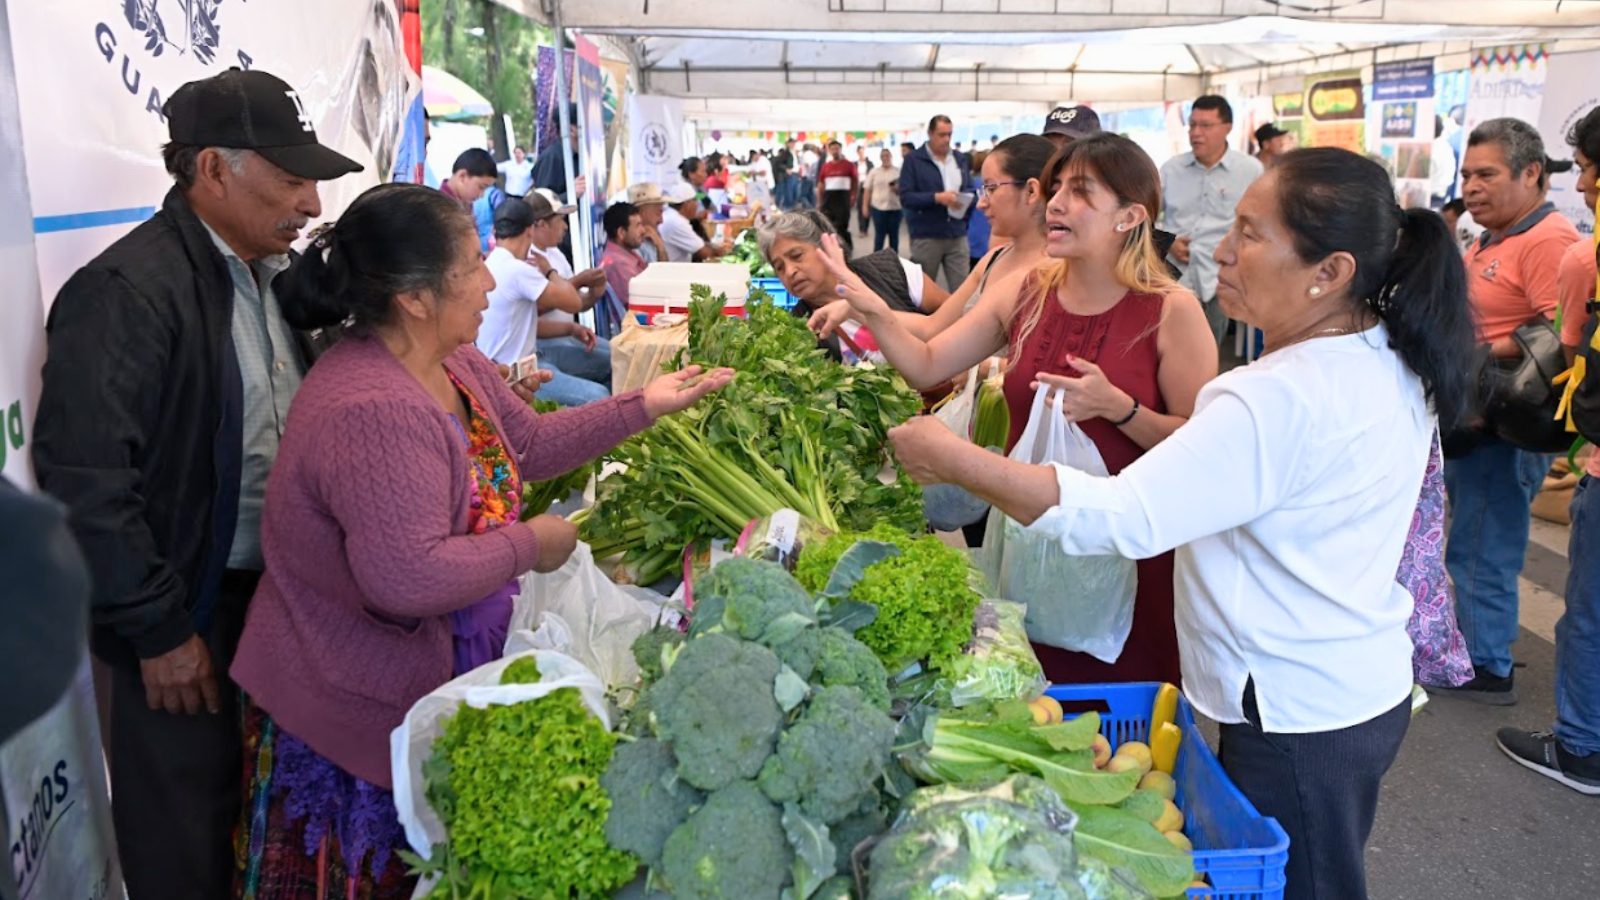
[581,288,924,585]
[724,228,776,278]
[867,775,1153,900]
[408,658,638,898]
[601,557,899,899]
[794,524,983,675]
[897,700,1197,897]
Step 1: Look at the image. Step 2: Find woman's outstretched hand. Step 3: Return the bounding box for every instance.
[816,233,894,322]
[642,365,737,419]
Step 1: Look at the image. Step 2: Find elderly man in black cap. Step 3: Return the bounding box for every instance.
[31,68,362,899]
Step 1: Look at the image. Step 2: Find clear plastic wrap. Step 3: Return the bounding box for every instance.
[864,775,1088,900]
[941,599,1047,707]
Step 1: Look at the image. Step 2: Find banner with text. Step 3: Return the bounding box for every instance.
[0,4,418,898]
[4,0,419,303]
[1465,45,1547,136]
[626,94,686,189]
[1373,58,1435,102]
[1303,70,1367,153]
[0,4,120,899]
[1537,50,1600,238]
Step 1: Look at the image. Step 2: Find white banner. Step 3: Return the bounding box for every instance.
[0,3,418,899]
[5,0,418,304]
[627,93,685,189]
[1464,45,1547,137]
[1538,50,1600,239]
[0,3,120,899]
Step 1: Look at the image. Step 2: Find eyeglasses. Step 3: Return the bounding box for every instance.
[980,181,1027,197]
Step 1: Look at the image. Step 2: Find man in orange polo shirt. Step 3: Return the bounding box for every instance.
[1497,106,1600,794]
[1437,118,1580,707]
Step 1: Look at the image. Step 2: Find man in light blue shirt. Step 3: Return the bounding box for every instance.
[1160,95,1264,344]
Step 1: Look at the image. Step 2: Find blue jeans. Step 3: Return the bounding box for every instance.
[1557,476,1600,755]
[871,208,902,253]
[535,334,611,407]
[1443,435,1550,678]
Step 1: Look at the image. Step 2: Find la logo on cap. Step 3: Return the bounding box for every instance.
[285,90,314,132]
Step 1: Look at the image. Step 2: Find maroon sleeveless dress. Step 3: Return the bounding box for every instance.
[1002,288,1182,686]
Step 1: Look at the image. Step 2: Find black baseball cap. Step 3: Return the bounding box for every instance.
[493,194,559,235]
[163,68,363,180]
[1254,122,1289,144]
[1043,106,1101,140]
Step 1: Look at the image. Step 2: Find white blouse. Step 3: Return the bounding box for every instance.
[1026,324,1428,733]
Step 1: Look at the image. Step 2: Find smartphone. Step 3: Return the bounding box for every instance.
[506,352,539,384]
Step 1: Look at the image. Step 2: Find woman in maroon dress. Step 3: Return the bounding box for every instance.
[815,133,1217,685]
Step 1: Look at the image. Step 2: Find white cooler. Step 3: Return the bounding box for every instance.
[627,262,749,324]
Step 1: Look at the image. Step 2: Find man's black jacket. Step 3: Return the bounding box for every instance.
[32,187,331,667]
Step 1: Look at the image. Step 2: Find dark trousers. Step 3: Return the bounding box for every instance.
[1218,682,1410,900]
[871,208,902,253]
[822,191,854,254]
[104,569,257,900]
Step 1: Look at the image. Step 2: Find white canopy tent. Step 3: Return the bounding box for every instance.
[495,0,1600,121]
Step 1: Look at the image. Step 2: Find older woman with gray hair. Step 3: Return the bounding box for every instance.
[758,210,948,359]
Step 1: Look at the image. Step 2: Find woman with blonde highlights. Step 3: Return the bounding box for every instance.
[817,133,1217,684]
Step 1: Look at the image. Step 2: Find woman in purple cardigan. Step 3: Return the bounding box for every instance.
[229,183,731,897]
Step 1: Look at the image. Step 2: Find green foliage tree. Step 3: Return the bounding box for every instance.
[421,0,551,151]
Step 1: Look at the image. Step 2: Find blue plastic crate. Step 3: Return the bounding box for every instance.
[749,277,794,310]
[1046,682,1290,899]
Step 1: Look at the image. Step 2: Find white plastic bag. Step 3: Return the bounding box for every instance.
[976,382,1136,663]
[389,646,609,860]
[923,366,992,530]
[508,542,667,690]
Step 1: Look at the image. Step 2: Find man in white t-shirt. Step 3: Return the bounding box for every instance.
[498,145,535,196]
[477,194,611,406]
[661,182,730,262]
[529,189,614,404]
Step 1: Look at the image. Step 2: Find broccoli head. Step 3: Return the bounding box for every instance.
[811,626,892,711]
[757,685,896,824]
[814,875,856,900]
[650,633,784,791]
[773,625,824,680]
[632,625,685,683]
[660,780,792,900]
[601,738,704,869]
[690,557,817,643]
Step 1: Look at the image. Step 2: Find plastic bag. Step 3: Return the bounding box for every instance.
[976,383,1136,664]
[923,366,994,530]
[389,647,609,860]
[865,775,1089,900]
[508,542,667,690]
[942,599,1047,707]
[610,314,688,394]
[734,508,833,570]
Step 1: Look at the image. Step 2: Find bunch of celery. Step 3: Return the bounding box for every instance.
[580,287,924,585]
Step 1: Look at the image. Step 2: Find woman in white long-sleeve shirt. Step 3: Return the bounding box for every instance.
[887,148,1477,900]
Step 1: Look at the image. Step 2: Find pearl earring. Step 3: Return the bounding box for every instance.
[1116,224,1128,233]
[1309,286,1323,296]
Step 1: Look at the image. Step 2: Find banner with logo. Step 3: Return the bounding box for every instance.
[1538,50,1600,238]
[1465,44,1547,136]
[0,4,417,899]
[4,0,419,303]
[0,4,121,899]
[627,93,685,189]
[1302,70,1366,153]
